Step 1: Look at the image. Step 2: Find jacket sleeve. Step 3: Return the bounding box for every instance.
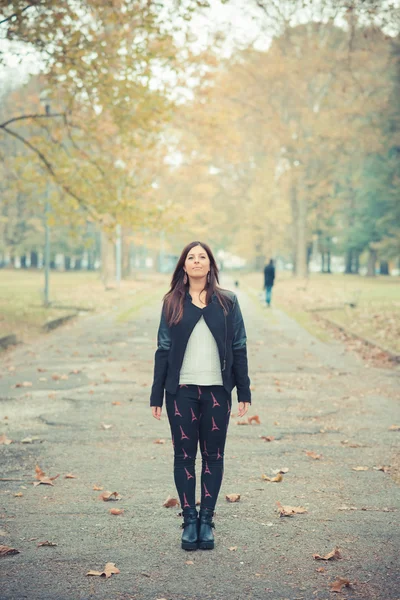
[231,295,251,404]
[150,305,171,407]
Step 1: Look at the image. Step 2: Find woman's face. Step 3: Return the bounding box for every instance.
[184,245,211,280]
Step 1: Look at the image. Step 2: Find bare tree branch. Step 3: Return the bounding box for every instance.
[1,124,99,221]
[0,113,66,129]
[0,2,40,26]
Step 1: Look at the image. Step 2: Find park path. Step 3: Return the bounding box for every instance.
[1,280,399,600]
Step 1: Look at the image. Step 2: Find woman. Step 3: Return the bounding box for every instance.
[150,241,251,551]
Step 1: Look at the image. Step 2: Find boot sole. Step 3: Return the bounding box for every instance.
[181,542,198,551]
[198,541,214,550]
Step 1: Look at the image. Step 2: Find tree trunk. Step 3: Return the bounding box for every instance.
[326,249,331,274]
[65,256,71,270]
[380,260,389,275]
[50,259,56,270]
[345,249,352,274]
[367,248,377,277]
[74,258,82,270]
[20,255,27,268]
[30,251,38,268]
[296,193,308,278]
[290,184,298,277]
[321,252,325,273]
[353,252,360,274]
[100,230,115,288]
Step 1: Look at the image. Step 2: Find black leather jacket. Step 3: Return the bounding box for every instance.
[150,290,251,407]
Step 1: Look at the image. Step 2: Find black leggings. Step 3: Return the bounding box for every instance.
[166,384,232,511]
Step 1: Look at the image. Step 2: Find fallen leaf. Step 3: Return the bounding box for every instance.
[185,560,194,565]
[33,465,59,486]
[0,545,20,556]
[248,415,260,425]
[330,577,351,593]
[0,434,12,445]
[112,401,122,406]
[313,547,341,561]
[373,465,390,472]
[38,377,47,382]
[261,435,275,442]
[69,369,81,374]
[316,567,326,573]
[110,508,124,515]
[154,439,166,444]
[352,466,369,471]
[388,425,400,431]
[272,468,289,474]
[262,473,283,483]
[236,420,249,426]
[21,437,33,443]
[338,505,358,511]
[14,492,23,497]
[51,374,61,380]
[37,541,57,547]
[101,423,113,430]
[87,562,120,578]
[276,502,307,517]
[15,381,32,388]
[65,474,77,479]
[37,368,47,372]
[305,451,322,460]
[93,485,103,491]
[229,546,238,551]
[163,495,180,508]
[225,493,241,502]
[99,491,122,501]
[60,374,69,380]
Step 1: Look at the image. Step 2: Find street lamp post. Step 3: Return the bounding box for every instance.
[44,186,51,306]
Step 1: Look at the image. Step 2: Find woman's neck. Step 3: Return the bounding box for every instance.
[189,278,207,297]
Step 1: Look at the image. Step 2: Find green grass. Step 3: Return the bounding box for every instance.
[0,269,167,342]
[242,271,400,353]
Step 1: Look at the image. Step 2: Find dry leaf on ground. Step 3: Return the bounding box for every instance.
[226,493,241,502]
[87,562,120,578]
[305,451,322,460]
[262,473,283,483]
[0,434,12,445]
[185,560,194,565]
[99,491,122,501]
[352,466,369,471]
[388,425,400,431]
[316,567,326,573]
[15,381,32,388]
[163,496,179,508]
[272,468,289,474]
[248,415,261,425]
[101,423,113,430]
[373,465,390,472]
[0,545,20,556]
[261,435,275,442]
[112,401,122,406]
[276,502,307,517]
[93,484,103,491]
[236,420,249,426]
[229,546,238,551]
[14,492,23,497]
[110,508,124,515]
[154,439,166,444]
[313,547,342,561]
[37,541,57,547]
[330,577,351,592]
[65,474,77,479]
[33,465,60,486]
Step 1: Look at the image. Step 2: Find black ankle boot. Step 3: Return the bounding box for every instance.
[198,508,215,550]
[181,508,198,551]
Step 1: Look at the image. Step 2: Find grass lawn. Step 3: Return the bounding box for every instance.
[0,269,168,342]
[242,271,400,354]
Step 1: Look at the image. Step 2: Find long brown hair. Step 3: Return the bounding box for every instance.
[163,241,232,326]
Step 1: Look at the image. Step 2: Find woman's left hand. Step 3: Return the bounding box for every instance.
[237,402,250,417]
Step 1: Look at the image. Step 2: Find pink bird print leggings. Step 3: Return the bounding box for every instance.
[165,384,232,510]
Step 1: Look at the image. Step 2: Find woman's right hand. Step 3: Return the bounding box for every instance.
[152,406,162,420]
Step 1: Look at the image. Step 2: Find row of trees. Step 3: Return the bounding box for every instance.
[1,1,399,277]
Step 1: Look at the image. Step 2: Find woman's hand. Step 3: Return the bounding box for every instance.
[237,402,250,417]
[151,406,162,420]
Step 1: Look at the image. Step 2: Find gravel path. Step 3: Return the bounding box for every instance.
[1,283,399,600]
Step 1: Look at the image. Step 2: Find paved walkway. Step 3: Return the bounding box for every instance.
[1,282,399,600]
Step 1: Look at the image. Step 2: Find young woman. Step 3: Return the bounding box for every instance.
[150,241,251,551]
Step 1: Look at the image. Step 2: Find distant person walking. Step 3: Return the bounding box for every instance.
[150,241,251,551]
[263,259,275,307]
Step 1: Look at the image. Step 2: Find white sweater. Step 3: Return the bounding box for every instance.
[179,315,223,386]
